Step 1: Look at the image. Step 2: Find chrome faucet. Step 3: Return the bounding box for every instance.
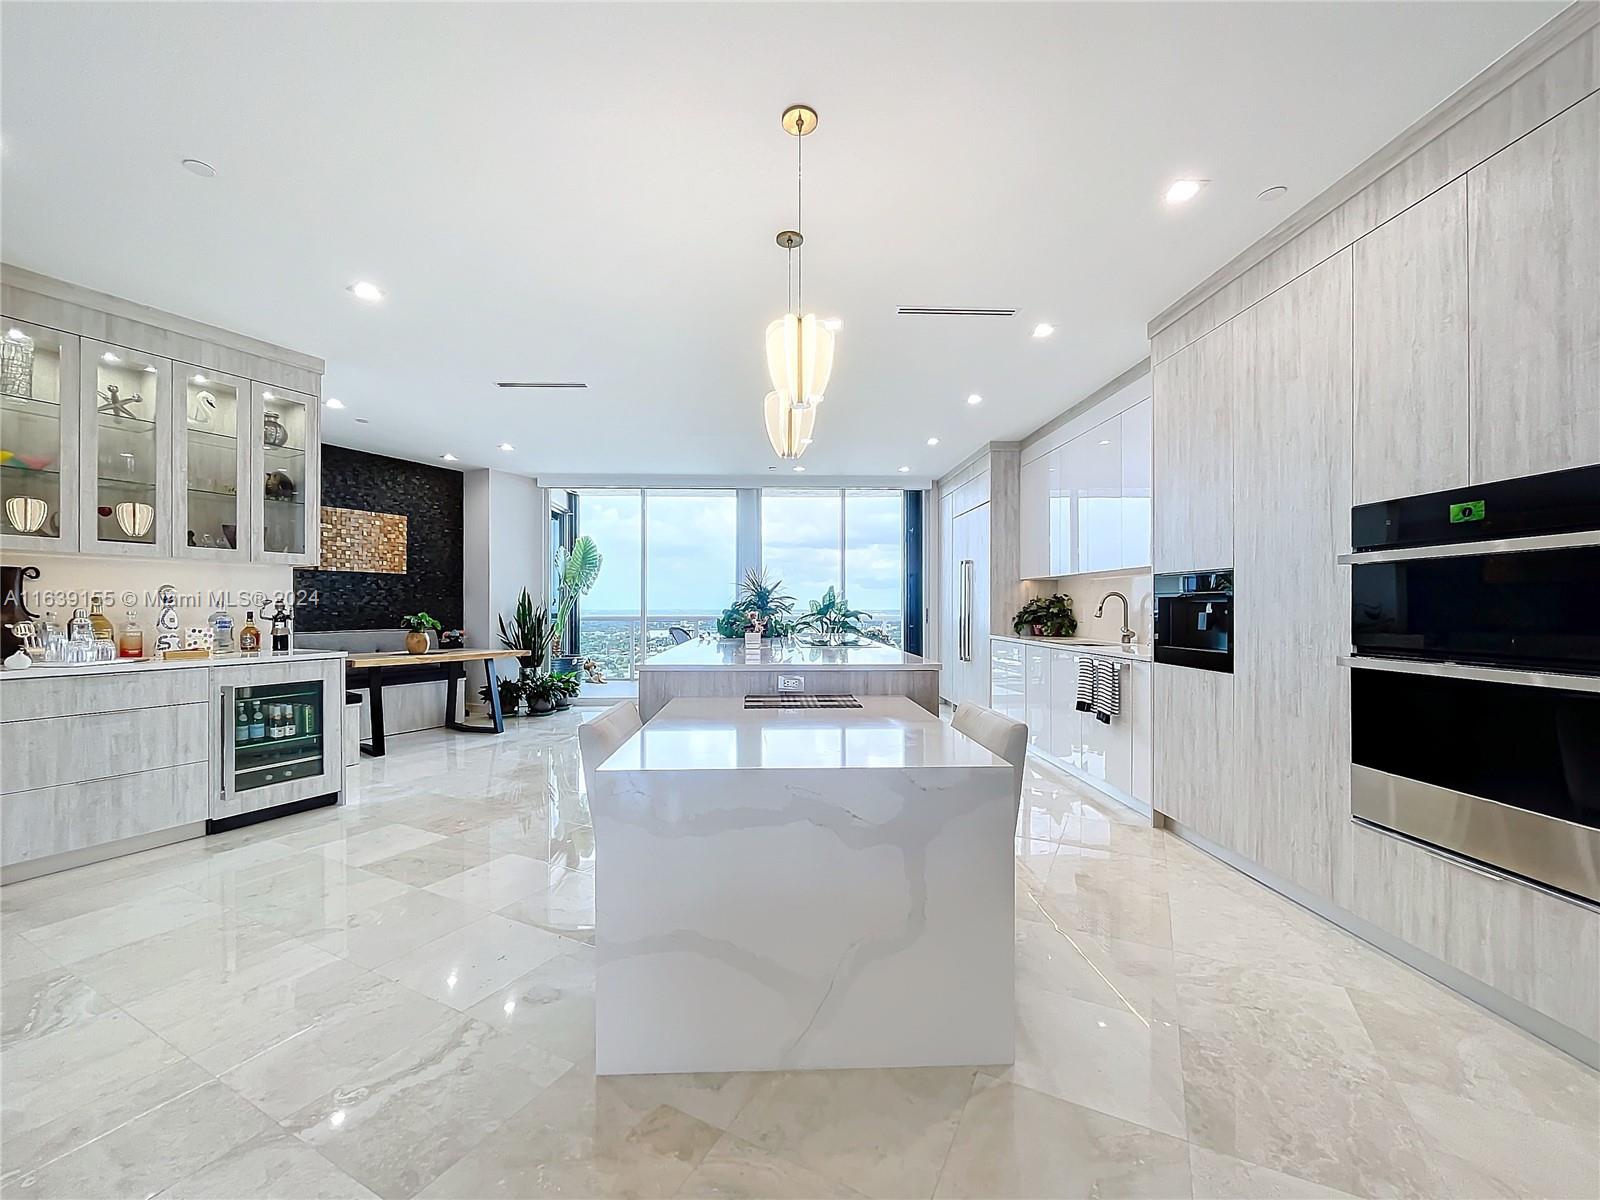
[1096,591,1136,647]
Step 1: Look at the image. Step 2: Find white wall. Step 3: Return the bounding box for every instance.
[461,469,547,696]
[13,552,294,643]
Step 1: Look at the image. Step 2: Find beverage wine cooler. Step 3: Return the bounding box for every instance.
[217,676,341,826]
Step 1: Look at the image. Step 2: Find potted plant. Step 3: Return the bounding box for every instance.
[793,587,887,646]
[401,612,442,654]
[551,669,581,710]
[1012,594,1077,638]
[716,607,750,638]
[524,672,561,716]
[732,569,796,637]
[549,536,602,673]
[480,673,525,716]
[498,590,549,686]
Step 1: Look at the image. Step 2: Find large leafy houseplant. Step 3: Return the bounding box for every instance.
[550,536,602,661]
[720,569,795,638]
[1012,594,1077,637]
[793,587,887,645]
[498,589,549,679]
[523,672,561,715]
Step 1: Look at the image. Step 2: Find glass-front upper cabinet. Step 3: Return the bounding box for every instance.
[175,365,248,561]
[80,338,172,556]
[0,318,80,551]
[252,382,319,564]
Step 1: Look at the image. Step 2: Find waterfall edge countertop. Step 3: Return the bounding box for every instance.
[591,695,1014,1075]
[638,639,940,671]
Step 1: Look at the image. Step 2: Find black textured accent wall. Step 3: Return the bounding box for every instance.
[294,444,463,631]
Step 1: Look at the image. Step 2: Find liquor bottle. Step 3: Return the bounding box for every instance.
[208,611,235,657]
[238,611,261,655]
[269,704,283,739]
[249,701,266,741]
[88,595,114,642]
[276,704,291,739]
[118,611,145,659]
[235,700,251,744]
[269,603,291,654]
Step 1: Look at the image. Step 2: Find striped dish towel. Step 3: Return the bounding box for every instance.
[1075,656,1095,712]
[1092,659,1121,725]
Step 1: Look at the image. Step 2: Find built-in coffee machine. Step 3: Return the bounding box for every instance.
[1153,570,1233,673]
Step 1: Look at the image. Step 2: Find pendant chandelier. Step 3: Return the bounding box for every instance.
[764,103,836,460]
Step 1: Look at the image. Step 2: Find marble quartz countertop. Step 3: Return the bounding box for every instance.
[639,639,938,671]
[1,648,347,680]
[992,634,1153,662]
[600,696,1008,772]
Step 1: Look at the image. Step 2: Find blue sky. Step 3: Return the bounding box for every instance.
[577,489,904,616]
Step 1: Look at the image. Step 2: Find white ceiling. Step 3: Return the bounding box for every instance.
[1,2,1559,479]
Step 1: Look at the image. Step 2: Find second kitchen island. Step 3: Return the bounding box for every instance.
[636,639,941,721]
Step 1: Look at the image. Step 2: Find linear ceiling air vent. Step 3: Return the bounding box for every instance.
[896,306,1016,317]
[494,381,588,389]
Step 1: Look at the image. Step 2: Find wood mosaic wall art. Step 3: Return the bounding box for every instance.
[318,505,408,573]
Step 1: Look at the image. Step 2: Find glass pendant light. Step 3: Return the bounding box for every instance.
[764,104,836,459]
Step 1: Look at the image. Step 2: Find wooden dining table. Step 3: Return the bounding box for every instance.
[345,647,529,756]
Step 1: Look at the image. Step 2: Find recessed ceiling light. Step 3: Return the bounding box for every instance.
[1031,323,1055,339]
[1257,185,1289,202]
[1099,439,1112,446]
[347,280,385,303]
[498,442,515,452]
[441,453,458,462]
[966,393,983,406]
[101,352,120,364]
[143,365,157,373]
[926,436,940,446]
[822,318,842,332]
[262,390,274,400]
[5,328,26,341]
[191,374,207,384]
[323,397,345,409]
[1164,178,1207,206]
[792,465,806,472]
[898,466,910,473]
[180,157,216,178]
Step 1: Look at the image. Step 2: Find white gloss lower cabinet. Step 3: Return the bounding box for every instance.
[1047,649,1079,768]
[991,639,1151,815]
[991,641,1024,723]
[1024,645,1052,754]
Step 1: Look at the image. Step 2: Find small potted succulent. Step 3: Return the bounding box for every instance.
[400,612,442,655]
[524,672,561,716]
[1012,594,1077,638]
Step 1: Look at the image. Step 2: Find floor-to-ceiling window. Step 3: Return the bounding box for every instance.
[760,487,906,647]
[574,490,642,680]
[843,488,906,647]
[573,487,738,680]
[573,485,913,678]
[644,488,737,656]
[760,488,843,606]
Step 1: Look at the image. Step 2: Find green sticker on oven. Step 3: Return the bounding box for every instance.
[1449,500,1486,524]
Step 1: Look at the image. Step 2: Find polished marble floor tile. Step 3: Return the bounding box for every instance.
[377,912,570,1010]
[7,1080,278,1200]
[1,716,1595,1200]
[285,1016,572,1198]
[415,1065,722,1199]
[152,1131,379,1200]
[725,1066,978,1199]
[935,1075,1192,1199]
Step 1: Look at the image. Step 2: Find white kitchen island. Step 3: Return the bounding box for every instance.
[591,695,1014,1076]
[635,639,941,721]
